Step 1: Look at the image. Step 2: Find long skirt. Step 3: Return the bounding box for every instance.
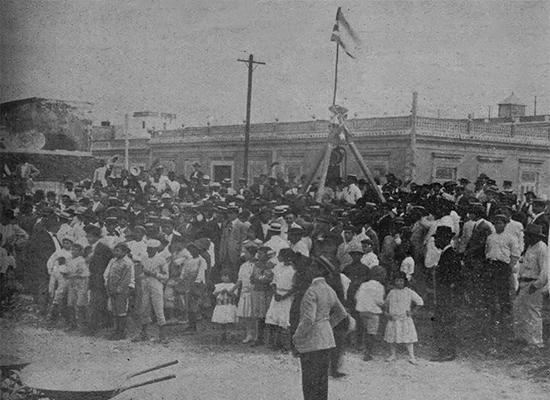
[513,282,543,345]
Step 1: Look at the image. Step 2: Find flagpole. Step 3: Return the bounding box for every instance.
[332,41,339,106]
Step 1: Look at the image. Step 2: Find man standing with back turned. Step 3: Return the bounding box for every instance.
[293,256,347,400]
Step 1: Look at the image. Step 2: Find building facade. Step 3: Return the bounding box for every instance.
[91,97,550,199]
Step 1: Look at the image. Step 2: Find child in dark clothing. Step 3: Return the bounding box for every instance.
[342,242,370,348]
[104,242,133,340]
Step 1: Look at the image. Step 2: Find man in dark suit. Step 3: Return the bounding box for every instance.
[85,225,113,335]
[24,214,61,315]
[483,185,502,219]
[431,226,463,362]
[189,162,204,182]
[218,206,249,280]
[530,198,549,238]
[464,203,494,308]
[311,217,339,262]
[194,204,221,245]
[293,256,347,400]
[249,207,272,242]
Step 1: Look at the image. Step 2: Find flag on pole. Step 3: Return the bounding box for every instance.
[330,7,361,58]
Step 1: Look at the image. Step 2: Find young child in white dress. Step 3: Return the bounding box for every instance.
[384,271,424,365]
[232,244,258,343]
[211,269,238,344]
[265,248,296,351]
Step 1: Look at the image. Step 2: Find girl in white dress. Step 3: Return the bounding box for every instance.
[232,244,258,343]
[265,248,296,351]
[211,269,238,344]
[384,271,424,365]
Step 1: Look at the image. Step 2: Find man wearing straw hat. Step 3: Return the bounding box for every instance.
[512,224,549,349]
[293,256,347,400]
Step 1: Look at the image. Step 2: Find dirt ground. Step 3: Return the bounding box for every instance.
[2,297,550,400]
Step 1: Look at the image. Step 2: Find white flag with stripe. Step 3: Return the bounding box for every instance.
[330,7,361,59]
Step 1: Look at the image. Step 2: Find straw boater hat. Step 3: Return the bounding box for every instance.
[268,222,282,232]
[130,166,141,176]
[146,239,161,248]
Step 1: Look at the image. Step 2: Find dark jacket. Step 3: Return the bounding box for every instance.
[435,247,463,289]
[24,228,57,293]
[465,219,493,260]
[88,242,113,291]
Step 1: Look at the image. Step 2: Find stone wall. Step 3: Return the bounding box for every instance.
[0,98,93,152]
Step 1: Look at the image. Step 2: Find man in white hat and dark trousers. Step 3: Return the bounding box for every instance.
[513,224,549,350]
[483,213,520,331]
[293,256,347,400]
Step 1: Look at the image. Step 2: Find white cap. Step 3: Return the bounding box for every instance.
[146,239,161,248]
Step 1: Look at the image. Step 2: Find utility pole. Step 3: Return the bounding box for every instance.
[237,54,266,181]
[124,113,129,170]
[534,95,537,116]
[410,92,418,182]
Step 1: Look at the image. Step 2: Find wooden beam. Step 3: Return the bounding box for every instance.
[315,143,334,203]
[302,143,328,194]
[348,141,386,203]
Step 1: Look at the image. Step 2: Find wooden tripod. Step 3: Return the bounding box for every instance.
[303,105,385,203]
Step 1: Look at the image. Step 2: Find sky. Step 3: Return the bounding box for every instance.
[1,0,549,126]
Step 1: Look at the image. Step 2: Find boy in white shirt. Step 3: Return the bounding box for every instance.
[355,266,387,361]
[360,238,379,269]
[47,236,74,323]
[63,240,90,332]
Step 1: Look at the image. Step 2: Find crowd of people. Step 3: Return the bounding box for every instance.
[1,160,549,394]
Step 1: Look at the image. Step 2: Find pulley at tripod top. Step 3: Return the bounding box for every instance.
[328,104,349,116]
